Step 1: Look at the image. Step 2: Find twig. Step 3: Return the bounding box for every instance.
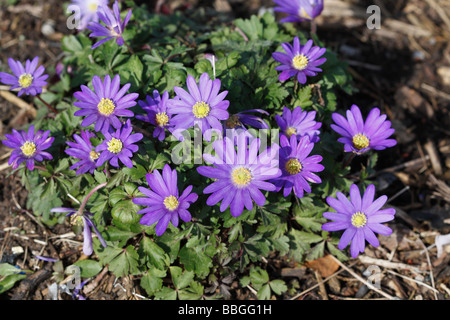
[386,270,439,295]
[290,261,358,300]
[358,255,423,273]
[0,90,37,117]
[417,238,438,300]
[330,255,397,300]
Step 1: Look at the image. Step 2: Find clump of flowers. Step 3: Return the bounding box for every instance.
[70,0,108,30]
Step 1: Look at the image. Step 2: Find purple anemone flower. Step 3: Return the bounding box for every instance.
[132,164,198,236]
[65,130,99,175]
[321,184,396,258]
[95,119,143,168]
[223,109,270,141]
[273,0,324,23]
[197,134,281,217]
[73,74,138,134]
[87,0,132,49]
[136,90,174,141]
[170,73,230,141]
[50,207,107,256]
[331,104,397,154]
[271,134,324,198]
[275,106,321,143]
[70,0,108,30]
[2,125,54,171]
[0,57,48,96]
[272,37,326,84]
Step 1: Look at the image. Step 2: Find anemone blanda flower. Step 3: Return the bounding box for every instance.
[331,104,397,154]
[271,134,324,198]
[50,207,107,256]
[272,37,326,84]
[2,125,54,171]
[197,134,281,217]
[170,72,230,141]
[223,109,269,141]
[87,0,132,49]
[273,0,324,23]
[73,74,138,133]
[132,164,198,236]
[65,130,100,175]
[136,90,174,141]
[95,119,142,168]
[70,0,108,30]
[276,106,321,143]
[0,57,48,96]
[321,184,395,258]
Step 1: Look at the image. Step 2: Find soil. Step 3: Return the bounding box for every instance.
[0,0,449,301]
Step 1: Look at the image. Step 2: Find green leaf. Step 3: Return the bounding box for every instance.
[269,279,288,295]
[179,244,212,278]
[257,283,271,300]
[115,55,144,92]
[140,236,170,270]
[170,266,194,290]
[0,263,26,276]
[111,200,140,225]
[73,260,103,278]
[250,267,269,287]
[0,274,26,294]
[140,268,166,296]
[108,245,140,278]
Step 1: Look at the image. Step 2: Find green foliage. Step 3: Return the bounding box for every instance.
[5,6,359,300]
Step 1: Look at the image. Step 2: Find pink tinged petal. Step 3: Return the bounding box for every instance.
[337,227,356,250]
[82,219,93,256]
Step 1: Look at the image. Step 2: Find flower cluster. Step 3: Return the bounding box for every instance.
[0,3,399,261]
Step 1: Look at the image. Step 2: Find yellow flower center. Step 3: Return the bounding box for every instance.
[88,3,98,12]
[192,101,210,119]
[292,54,309,71]
[163,195,179,211]
[155,112,169,127]
[20,141,37,157]
[97,98,115,116]
[89,150,100,161]
[225,115,241,129]
[285,158,302,175]
[285,127,297,138]
[70,215,84,227]
[18,74,33,88]
[351,212,367,228]
[352,134,370,150]
[107,138,123,154]
[300,8,312,20]
[231,167,252,187]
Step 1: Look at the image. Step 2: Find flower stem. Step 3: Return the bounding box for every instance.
[310,21,317,35]
[77,182,107,215]
[124,40,134,55]
[36,95,58,114]
[341,153,355,169]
